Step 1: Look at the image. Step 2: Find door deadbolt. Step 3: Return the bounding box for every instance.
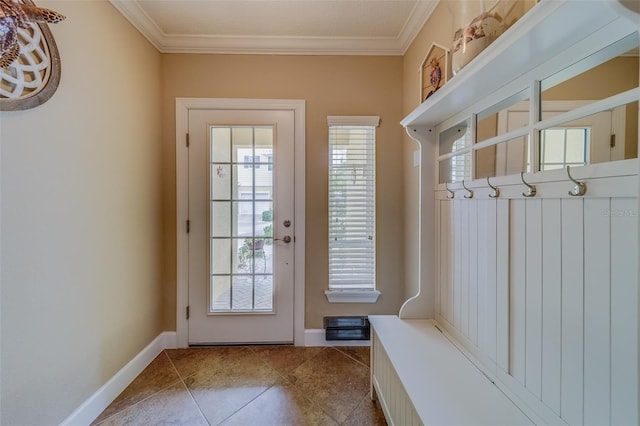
[283,219,291,228]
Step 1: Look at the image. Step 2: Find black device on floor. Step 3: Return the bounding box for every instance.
[323,316,370,341]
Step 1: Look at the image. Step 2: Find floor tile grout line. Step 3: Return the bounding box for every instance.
[164,349,212,425]
[214,349,284,425]
[92,351,186,425]
[94,381,187,423]
[174,378,211,426]
[333,346,371,369]
[283,346,352,425]
[166,347,280,426]
[96,346,382,426]
[214,385,274,425]
[291,346,372,425]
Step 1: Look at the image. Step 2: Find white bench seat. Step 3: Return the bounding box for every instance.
[369,315,533,426]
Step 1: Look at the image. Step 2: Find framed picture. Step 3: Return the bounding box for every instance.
[420,43,450,103]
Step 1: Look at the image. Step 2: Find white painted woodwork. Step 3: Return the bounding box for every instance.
[541,199,562,416]
[188,108,295,344]
[110,0,437,56]
[610,198,639,426]
[524,200,542,400]
[430,191,638,425]
[560,199,585,425]
[401,2,637,129]
[583,198,611,425]
[510,200,526,386]
[175,98,306,347]
[370,316,532,426]
[374,2,639,426]
[496,199,510,373]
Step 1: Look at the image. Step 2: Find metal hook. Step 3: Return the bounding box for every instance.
[486,176,500,198]
[520,172,537,197]
[462,180,474,199]
[566,165,587,197]
[445,182,455,199]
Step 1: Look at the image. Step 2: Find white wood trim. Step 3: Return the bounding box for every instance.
[402,2,637,128]
[399,127,435,319]
[175,99,189,349]
[324,289,380,303]
[369,316,533,425]
[175,98,306,347]
[433,317,552,425]
[60,331,177,426]
[110,1,437,56]
[327,115,380,127]
[303,329,370,347]
[398,3,640,426]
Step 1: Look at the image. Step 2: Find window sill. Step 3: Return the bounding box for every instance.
[325,289,381,303]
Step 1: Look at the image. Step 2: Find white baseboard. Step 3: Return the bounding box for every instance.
[304,329,370,347]
[60,331,177,426]
[62,329,364,424]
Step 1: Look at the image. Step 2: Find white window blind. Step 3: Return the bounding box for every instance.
[328,116,379,291]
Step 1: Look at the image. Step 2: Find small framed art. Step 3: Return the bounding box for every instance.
[420,43,450,103]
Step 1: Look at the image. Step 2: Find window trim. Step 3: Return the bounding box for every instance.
[326,115,380,303]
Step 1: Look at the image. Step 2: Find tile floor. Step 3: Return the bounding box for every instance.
[92,345,387,425]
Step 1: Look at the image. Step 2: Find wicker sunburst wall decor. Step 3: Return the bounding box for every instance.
[0,0,65,111]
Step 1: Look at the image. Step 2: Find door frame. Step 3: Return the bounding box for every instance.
[175,98,306,348]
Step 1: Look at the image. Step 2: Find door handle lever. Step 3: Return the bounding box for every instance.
[275,235,292,243]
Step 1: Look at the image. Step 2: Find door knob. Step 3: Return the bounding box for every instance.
[275,235,292,243]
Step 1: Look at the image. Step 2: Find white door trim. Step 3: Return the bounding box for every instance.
[175,98,306,348]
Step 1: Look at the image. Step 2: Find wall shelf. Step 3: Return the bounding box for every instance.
[401,0,636,130]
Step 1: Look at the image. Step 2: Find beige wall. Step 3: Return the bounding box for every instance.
[0,1,163,424]
[161,54,406,330]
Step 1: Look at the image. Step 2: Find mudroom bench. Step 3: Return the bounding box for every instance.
[369,315,532,426]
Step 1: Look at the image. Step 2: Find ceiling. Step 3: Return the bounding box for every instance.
[109,0,439,56]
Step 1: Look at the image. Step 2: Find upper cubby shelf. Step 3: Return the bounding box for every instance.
[401,0,638,130]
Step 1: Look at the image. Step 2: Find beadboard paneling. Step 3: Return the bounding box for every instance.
[436,189,638,425]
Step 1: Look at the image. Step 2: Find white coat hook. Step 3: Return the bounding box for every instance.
[520,172,537,198]
[462,180,474,199]
[566,165,587,196]
[486,176,500,198]
[445,182,455,199]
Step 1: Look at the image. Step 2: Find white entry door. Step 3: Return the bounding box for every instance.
[188,108,295,344]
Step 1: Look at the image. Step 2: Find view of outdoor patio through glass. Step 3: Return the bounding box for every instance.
[210,126,274,312]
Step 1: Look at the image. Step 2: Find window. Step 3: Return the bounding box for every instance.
[540,127,589,171]
[326,116,380,303]
[243,155,261,168]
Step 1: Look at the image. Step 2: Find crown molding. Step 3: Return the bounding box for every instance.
[159,35,404,56]
[109,0,164,52]
[398,0,439,54]
[110,0,438,56]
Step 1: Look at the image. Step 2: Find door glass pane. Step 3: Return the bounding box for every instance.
[211,128,231,163]
[210,126,275,313]
[211,164,231,200]
[210,202,230,237]
[211,276,231,311]
[233,200,253,237]
[211,239,231,274]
